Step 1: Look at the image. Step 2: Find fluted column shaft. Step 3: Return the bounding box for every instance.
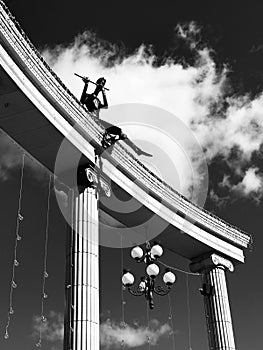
[190,254,236,350]
[64,186,99,350]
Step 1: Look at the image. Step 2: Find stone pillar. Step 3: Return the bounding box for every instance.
[190,254,236,350]
[64,167,100,350]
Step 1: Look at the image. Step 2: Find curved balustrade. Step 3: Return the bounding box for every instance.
[0,1,251,249]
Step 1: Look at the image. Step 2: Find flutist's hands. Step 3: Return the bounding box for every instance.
[82,76,89,84]
[101,86,106,94]
[96,83,106,94]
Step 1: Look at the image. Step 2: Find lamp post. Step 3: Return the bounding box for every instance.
[122,242,176,309]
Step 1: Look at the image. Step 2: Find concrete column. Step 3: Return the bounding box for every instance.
[64,172,99,350]
[190,254,236,350]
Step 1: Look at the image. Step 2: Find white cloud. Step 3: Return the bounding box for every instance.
[100,319,172,348]
[176,22,202,49]
[42,29,225,129]
[32,312,172,349]
[233,167,262,195]
[209,188,230,208]
[212,167,263,206]
[0,129,50,182]
[0,129,21,181]
[32,311,64,343]
[192,94,263,163]
[54,187,68,208]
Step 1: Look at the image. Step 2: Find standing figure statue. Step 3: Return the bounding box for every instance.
[78,74,152,157]
[80,76,108,118]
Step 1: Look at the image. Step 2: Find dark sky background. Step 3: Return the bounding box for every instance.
[0,1,263,350]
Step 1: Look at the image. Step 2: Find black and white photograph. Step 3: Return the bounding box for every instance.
[0,1,261,350]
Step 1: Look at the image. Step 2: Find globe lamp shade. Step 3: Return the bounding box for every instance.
[131,246,144,260]
[146,263,160,277]
[163,271,176,285]
[150,244,163,258]
[122,271,135,287]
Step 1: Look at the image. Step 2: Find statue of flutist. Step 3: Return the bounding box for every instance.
[79,75,152,157]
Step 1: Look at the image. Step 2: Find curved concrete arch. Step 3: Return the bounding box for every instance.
[0,1,251,263]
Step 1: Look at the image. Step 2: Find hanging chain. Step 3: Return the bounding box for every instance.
[159,259,200,276]
[144,228,151,350]
[168,293,176,350]
[36,175,52,348]
[146,299,151,350]
[120,233,126,349]
[186,275,193,350]
[4,153,25,340]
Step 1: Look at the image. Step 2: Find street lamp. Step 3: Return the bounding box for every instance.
[121,241,176,309]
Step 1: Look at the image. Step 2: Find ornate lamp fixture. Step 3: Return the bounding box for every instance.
[122,241,176,309]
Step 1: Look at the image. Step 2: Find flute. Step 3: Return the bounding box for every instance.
[74,73,109,91]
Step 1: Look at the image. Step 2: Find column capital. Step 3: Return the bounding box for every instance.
[98,176,111,197]
[77,165,98,192]
[85,167,111,197]
[190,253,234,273]
[77,165,111,197]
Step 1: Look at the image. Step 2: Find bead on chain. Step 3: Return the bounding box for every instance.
[35,339,42,348]
[4,332,9,340]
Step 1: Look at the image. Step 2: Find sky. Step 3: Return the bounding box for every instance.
[0,0,263,349]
